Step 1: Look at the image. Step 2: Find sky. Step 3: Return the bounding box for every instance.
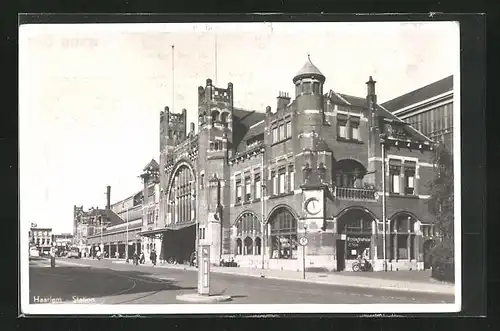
[19,21,459,234]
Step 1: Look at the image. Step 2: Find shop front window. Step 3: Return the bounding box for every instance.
[341,216,373,260]
[270,208,297,259]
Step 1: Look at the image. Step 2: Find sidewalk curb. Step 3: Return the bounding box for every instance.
[221,272,455,295]
[144,264,455,295]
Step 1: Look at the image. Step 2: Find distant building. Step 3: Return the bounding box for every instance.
[53,233,73,249]
[382,75,454,152]
[85,186,143,258]
[29,227,53,254]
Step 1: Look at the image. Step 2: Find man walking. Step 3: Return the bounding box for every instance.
[133,251,138,266]
[150,249,157,267]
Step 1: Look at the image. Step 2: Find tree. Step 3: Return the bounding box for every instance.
[427,142,454,280]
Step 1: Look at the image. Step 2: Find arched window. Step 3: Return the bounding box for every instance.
[255,237,262,255]
[389,214,417,261]
[234,212,261,255]
[166,164,195,225]
[335,159,367,188]
[244,237,253,255]
[211,110,220,123]
[220,112,229,123]
[236,238,242,255]
[269,207,297,259]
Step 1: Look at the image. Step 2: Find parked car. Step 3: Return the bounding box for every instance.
[67,247,80,258]
[29,247,40,257]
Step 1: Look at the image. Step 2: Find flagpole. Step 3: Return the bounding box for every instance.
[215,33,218,85]
[172,45,175,111]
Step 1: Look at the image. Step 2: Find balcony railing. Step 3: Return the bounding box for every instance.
[335,186,378,201]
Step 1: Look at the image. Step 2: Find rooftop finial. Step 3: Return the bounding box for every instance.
[307,53,311,61]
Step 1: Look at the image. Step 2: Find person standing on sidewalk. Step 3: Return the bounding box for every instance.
[150,249,157,267]
[50,247,56,268]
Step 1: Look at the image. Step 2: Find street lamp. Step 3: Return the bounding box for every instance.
[380,133,388,272]
[302,223,308,280]
[261,183,267,270]
[125,206,129,261]
[260,146,267,270]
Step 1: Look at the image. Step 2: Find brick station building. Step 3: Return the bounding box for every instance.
[136,56,441,272]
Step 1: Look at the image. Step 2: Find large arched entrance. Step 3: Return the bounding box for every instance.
[336,208,376,271]
[388,212,418,262]
[162,162,196,264]
[233,212,262,256]
[267,207,298,260]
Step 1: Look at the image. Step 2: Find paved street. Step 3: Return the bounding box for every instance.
[29,257,454,305]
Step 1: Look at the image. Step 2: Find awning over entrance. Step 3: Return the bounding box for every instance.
[139,222,195,237]
[165,221,195,231]
[138,228,168,237]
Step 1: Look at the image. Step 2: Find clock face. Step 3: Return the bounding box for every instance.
[305,198,322,215]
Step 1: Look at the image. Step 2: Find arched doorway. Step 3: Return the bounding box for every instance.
[163,162,196,264]
[336,208,376,271]
[268,207,298,259]
[423,239,436,269]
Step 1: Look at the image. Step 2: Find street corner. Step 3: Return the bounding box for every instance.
[176,293,232,303]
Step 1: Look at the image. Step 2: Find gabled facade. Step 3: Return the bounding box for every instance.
[139,56,441,272]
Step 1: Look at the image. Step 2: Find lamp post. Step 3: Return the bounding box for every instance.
[260,147,267,270]
[125,207,129,261]
[193,190,199,268]
[380,133,388,272]
[302,223,308,280]
[261,184,267,270]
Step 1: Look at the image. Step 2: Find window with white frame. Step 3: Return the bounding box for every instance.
[236,179,242,203]
[338,118,347,138]
[351,122,360,140]
[404,161,416,195]
[254,173,261,199]
[245,177,252,202]
[286,121,292,139]
[278,168,286,194]
[389,160,401,194]
[272,170,277,195]
[279,124,285,141]
[289,166,295,191]
[272,127,278,143]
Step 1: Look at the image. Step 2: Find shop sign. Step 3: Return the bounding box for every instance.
[347,236,371,243]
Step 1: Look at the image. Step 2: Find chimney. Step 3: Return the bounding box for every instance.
[190,122,195,134]
[366,76,377,107]
[265,105,272,116]
[277,91,291,111]
[106,186,111,209]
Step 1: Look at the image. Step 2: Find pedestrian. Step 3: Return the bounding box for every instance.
[150,249,157,266]
[133,251,138,266]
[50,247,56,268]
[140,252,145,264]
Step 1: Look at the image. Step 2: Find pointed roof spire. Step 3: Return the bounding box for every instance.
[293,54,325,84]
